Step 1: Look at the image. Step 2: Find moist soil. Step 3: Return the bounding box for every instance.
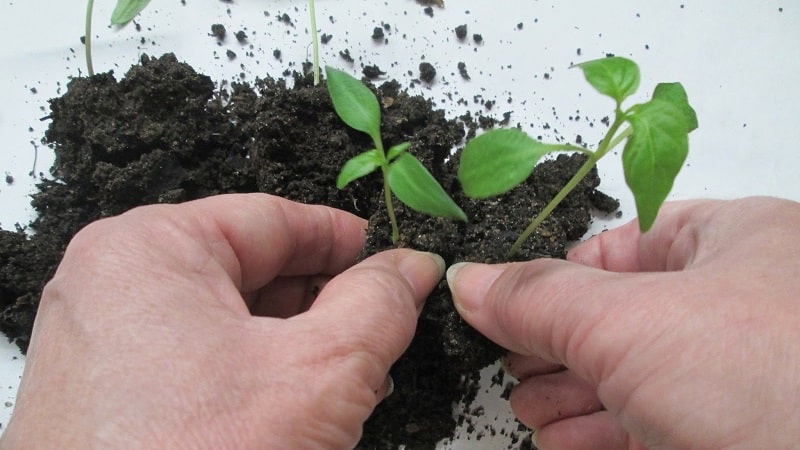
[0,54,617,449]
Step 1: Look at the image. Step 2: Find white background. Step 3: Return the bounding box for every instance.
[1,0,798,446]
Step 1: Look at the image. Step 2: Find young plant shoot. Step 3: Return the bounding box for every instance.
[326,66,467,243]
[458,56,698,256]
[307,0,321,85]
[85,0,152,76]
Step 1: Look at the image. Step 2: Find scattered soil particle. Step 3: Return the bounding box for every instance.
[424,6,434,17]
[226,49,236,60]
[211,23,227,41]
[1,54,618,449]
[320,33,332,44]
[234,30,247,43]
[210,24,226,40]
[278,13,293,26]
[457,61,470,80]
[339,48,354,63]
[372,26,385,40]
[473,33,484,44]
[419,62,437,83]
[272,49,281,59]
[362,65,386,79]
[455,24,468,40]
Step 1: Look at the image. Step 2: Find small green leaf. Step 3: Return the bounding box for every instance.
[325,66,381,142]
[623,99,690,232]
[575,57,640,104]
[652,82,698,132]
[336,150,382,189]
[111,0,151,25]
[388,154,467,221]
[458,128,551,198]
[386,142,411,162]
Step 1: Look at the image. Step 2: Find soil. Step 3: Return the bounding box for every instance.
[0,53,617,448]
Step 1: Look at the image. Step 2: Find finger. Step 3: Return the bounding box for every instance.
[447,259,671,384]
[504,352,564,380]
[510,371,603,429]
[534,411,639,450]
[303,249,445,380]
[567,199,715,272]
[127,193,367,292]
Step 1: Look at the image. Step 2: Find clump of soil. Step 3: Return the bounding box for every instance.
[0,54,617,448]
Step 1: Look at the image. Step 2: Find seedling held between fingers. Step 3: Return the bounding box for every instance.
[458,57,698,256]
[326,66,467,244]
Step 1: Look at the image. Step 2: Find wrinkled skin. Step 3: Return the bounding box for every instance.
[448,197,800,449]
[0,194,444,449]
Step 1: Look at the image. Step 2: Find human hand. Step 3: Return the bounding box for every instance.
[1,194,444,449]
[447,197,800,449]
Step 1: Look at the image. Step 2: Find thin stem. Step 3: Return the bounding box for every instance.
[85,0,95,76]
[381,166,400,244]
[373,139,399,243]
[508,116,630,257]
[308,0,320,85]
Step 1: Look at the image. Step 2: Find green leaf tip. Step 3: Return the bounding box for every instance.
[458,128,551,198]
[325,66,381,141]
[623,99,690,232]
[111,0,151,25]
[575,57,640,104]
[389,154,467,222]
[652,82,698,132]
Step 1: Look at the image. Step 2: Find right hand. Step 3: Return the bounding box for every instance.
[447,197,800,449]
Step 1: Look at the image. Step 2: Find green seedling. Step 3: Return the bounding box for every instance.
[458,56,698,256]
[85,0,152,76]
[326,66,467,243]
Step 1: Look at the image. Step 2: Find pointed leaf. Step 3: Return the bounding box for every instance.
[652,82,698,132]
[386,142,410,162]
[336,150,382,189]
[111,0,151,25]
[458,128,551,198]
[623,99,690,232]
[388,154,467,221]
[325,66,381,142]
[575,57,640,104]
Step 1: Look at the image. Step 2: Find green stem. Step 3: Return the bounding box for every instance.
[381,165,400,244]
[508,118,630,257]
[85,0,95,76]
[374,139,399,243]
[308,0,320,85]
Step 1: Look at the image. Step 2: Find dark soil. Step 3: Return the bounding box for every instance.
[0,53,617,448]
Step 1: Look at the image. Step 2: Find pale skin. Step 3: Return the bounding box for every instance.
[0,194,446,449]
[448,196,800,449]
[1,195,799,449]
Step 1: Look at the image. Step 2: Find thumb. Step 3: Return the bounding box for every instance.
[304,248,445,376]
[446,259,654,383]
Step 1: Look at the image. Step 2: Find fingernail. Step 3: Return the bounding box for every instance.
[385,375,394,398]
[530,429,538,447]
[424,252,446,280]
[446,262,503,313]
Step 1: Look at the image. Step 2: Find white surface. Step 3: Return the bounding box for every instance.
[1,0,798,444]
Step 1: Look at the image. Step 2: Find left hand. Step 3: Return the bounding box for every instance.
[1,194,444,449]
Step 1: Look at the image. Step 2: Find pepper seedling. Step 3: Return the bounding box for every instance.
[326,66,467,243]
[85,0,152,76]
[458,56,698,256]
